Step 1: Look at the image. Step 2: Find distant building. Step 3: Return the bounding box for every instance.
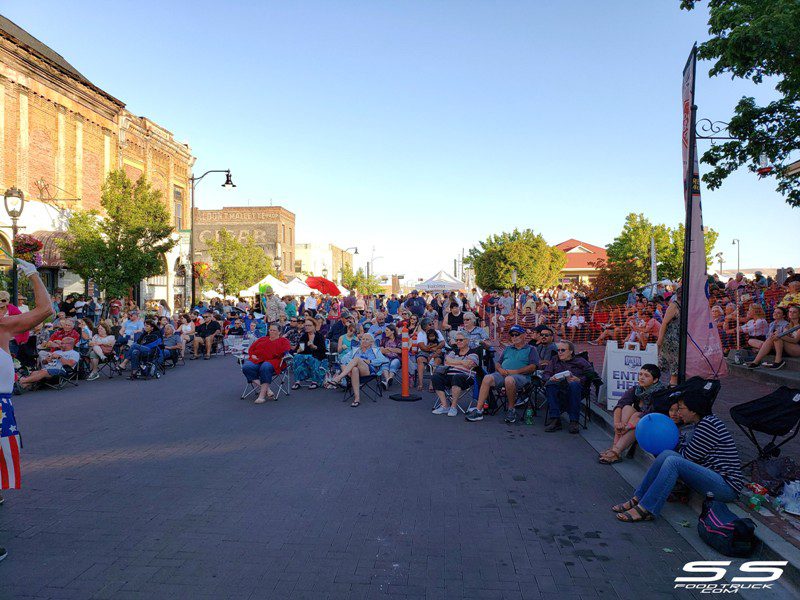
[554,239,608,283]
[193,206,296,275]
[294,243,353,283]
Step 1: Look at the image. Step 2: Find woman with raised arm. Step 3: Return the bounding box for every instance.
[0,258,55,563]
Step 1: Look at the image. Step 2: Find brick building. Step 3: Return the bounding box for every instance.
[0,15,193,308]
[194,206,296,276]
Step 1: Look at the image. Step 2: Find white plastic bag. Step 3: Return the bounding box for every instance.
[778,480,800,515]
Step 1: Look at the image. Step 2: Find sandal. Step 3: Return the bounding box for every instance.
[350,400,360,407]
[611,497,639,513]
[291,383,301,390]
[616,504,654,523]
[599,449,622,465]
[323,382,339,390]
[308,383,319,390]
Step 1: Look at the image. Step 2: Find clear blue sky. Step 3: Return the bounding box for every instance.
[4,1,797,280]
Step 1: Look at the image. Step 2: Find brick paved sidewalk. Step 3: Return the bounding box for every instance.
[0,356,713,599]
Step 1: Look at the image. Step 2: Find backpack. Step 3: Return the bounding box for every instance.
[698,494,757,557]
[652,376,721,415]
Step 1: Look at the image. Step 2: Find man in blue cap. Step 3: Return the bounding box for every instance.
[466,325,539,423]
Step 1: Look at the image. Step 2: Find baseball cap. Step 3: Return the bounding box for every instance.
[509,325,526,336]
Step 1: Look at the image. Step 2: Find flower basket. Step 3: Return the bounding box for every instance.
[13,234,44,267]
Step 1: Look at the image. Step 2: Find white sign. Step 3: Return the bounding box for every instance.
[674,561,786,593]
[599,341,658,410]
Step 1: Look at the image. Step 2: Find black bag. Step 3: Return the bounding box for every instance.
[697,494,757,557]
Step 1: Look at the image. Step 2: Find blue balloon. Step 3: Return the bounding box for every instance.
[635,413,680,456]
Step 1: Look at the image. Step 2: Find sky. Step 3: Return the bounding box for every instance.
[3,0,798,281]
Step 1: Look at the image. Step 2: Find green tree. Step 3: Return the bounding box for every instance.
[58,169,176,300]
[341,264,383,295]
[206,229,273,296]
[591,259,645,303]
[605,213,718,283]
[466,229,566,290]
[680,0,800,207]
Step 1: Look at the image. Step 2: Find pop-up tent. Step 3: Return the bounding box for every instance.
[285,277,315,296]
[415,270,464,292]
[239,274,288,297]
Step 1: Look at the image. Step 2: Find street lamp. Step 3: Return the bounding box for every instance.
[4,187,26,304]
[714,252,724,276]
[273,254,282,276]
[731,239,740,275]
[339,246,358,283]
[511,268,518,324]
[322,266,328,279]
[189,169,235,308]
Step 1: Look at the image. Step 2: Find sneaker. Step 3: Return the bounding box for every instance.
[432,406,449,415]
[0,491,4,505]
[465,410,484,422]
[504,409,517,424]
[544,419,562,432]
[0,547,6,563]
[568,421,580,434]
[447,407,458,417]
[381,380,389,390]
[86,372,100,381]
[770,360,786,370]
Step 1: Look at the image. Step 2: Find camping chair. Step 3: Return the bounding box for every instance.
[41,365,79,390]
[343,371,383,403]
[492,375,544,418]
[730,386,800,467]
[96,350,122,379]
[240,354,293,401]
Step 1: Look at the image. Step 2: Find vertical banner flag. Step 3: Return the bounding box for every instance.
[681,47,727,379]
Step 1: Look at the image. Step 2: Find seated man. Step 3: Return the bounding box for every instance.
[415,319,445,391]
[530,326,557,366]
[38,318,81,361]
[466,325,539,423]
[778,280,800,308]
[19,336,79,389]
[367,310,389,343]
[285,317,304,351]
[161,324,183,365]
[191,312,221,360]
[543,341,593,433]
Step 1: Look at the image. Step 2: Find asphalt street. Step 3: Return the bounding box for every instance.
[0,355,721,599]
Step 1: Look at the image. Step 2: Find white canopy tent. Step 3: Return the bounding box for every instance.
[202,290,238,301]
[239,274,288,297]
[338,285,350,296]
[415,270,465,292]
[284,277,315,296]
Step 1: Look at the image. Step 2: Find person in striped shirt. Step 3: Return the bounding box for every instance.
[612,391,745,522]
[431,334,480,417]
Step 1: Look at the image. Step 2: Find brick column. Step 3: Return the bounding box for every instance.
[75,116,83,199]
[56,105,66,192]
[17,86,29,194]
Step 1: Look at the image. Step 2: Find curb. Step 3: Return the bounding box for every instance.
[585,400,800,597]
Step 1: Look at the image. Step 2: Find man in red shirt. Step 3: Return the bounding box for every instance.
[40,318,81,361]
[241,323,291,403]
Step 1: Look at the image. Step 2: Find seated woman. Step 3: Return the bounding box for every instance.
[740,304,769,346]
[161,324,183,365]
[328,333,388,406]
[431,333,479,416]
[291,318,328,389]
[379,324,402,388]
[747,306,786,353]
[242,324,291,403]
[86,321,117,380]
[747,304,800,369]
[598,364,665,464]
[543,341,592,434]
[589,306,621,346]
[612,392,745,522]
[560,306,585,342]
[127,320,163,380]
[337,320,358,365]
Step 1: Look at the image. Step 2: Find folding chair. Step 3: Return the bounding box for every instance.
[730,386,800,467]
[41,366,79,390]
[96,352,122,379]
[240,354,293,400]
[489,376,542,418]
[343,373,383,403]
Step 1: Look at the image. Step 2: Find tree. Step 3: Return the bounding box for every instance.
[206,229,273,297]
[466,229,566,290]
[341,264,383,295]
[605,213,718,283]
[58,170,176,300]
[680,0,800,207]
[591,258,644,302]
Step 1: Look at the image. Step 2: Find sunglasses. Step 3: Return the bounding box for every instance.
[509,332,522,337]
[455,338,467,342]
[557,348,569,353]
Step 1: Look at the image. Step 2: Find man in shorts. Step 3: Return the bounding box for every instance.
[466,325,539,423]
[19,337,79,389]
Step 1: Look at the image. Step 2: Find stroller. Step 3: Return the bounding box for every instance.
[730,386,800,467]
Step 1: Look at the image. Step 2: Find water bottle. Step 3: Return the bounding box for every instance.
[524,407,534,425]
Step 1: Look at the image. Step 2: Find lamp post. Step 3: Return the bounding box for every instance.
[273,254,282,278]
[731,239,740,275]
[338,246,358,284]
[322,266,328,279]
[714,252,724,277]
[511,268,518,324]
[4,187,26,305]
[189,169,235,308]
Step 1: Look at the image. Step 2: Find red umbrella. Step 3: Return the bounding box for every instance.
[305,276,341,296]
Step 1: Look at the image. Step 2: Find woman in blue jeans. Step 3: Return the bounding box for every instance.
[613,393,745,522]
